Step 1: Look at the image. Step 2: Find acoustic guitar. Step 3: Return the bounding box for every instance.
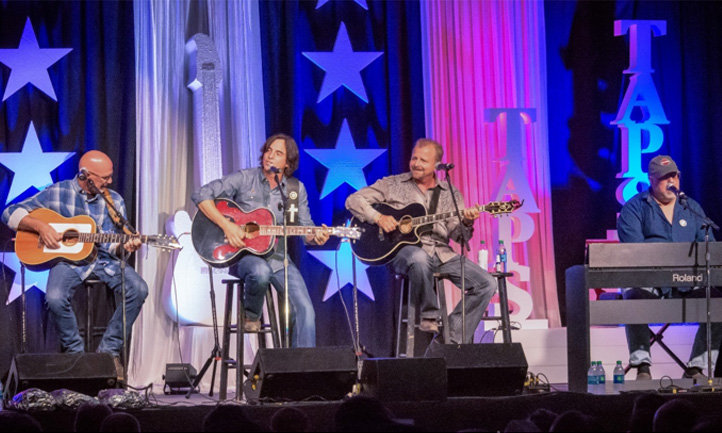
[191,198,362,268]
[349,200,522,266]
[15,208,181,270]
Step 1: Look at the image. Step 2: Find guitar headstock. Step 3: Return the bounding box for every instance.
[330,226,363,240]
[480,199,524,216]
[149,235,182,251]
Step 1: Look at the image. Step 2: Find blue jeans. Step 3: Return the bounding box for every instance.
[389,246,497,344]
[45,262,149,356]
[233,255,316,348]
[624,287,722,370]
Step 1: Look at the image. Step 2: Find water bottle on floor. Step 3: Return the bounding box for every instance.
[597,361,607,394]
[587,361,598,394]
[613,360,625,393]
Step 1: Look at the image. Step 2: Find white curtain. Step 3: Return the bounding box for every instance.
[130,0,266,388]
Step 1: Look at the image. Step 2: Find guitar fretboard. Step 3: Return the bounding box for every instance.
[257,226,327,237]
[77,233,148,244]
[412,206,482,227]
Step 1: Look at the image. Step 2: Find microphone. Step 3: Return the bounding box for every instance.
[435,162,455,171]
[86,178,101,195]
[667,183,688,204]
[269,166,281,174]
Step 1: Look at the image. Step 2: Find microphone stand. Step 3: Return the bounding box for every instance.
[273,171,291,348]
[682,198,720,389]
[88,179,136,387]
[442,167,471,344]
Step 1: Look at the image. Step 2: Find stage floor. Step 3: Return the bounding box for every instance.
[18,386,722,432]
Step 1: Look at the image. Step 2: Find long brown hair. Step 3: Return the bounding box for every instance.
[259,133,299,177]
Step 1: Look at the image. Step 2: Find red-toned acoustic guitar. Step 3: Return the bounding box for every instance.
[191,198,362,268]
[15,208,181,271]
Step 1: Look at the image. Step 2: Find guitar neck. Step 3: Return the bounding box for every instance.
[77,233,147,244]
[412,206,479,227]
[258,226,327,237]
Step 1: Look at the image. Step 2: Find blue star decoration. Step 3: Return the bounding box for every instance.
[316,0,368,10]
[0,253,49,305]
[0,17,73,102]
[0,121,75,205]
[308,240,374,301]
[305,119,385,199]
[302,22,383,103]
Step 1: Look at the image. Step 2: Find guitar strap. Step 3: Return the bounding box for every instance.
[419,185,442,236]
[427,185,442,214]
[102,190,134,235]
[285,177,300,226]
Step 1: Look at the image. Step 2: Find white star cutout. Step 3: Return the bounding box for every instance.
[0,121,75,205]
[309,241,374,301]
[1,252,49,305]
[0,17,73,101]
[302,22,383,103]
[304,119,385,199]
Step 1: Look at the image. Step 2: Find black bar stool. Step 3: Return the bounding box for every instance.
[218,278,281,401]
[77,278,116,352]
[394,272,450,358]
[482,272,514,343]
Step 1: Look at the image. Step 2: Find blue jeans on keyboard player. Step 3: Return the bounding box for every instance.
[45,262,149,356]
[233,254,316,348]
[624,286,722,370]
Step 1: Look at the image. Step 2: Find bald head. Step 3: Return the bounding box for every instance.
[78,150,113,193]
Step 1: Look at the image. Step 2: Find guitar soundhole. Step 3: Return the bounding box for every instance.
[62,229,79,247]
[244,222,260,239]
[399,216,413,234]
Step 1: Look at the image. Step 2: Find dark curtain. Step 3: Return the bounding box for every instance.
[0,1,135,379]
[259,0,426,356]
[546,0,722,324]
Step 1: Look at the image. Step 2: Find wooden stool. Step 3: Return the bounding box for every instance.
[218,278,281,401]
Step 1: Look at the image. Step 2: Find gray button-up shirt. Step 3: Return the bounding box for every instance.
[191,167,315,272]
[345,172,471,263]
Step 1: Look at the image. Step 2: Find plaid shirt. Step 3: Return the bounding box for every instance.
[2,177,128,280]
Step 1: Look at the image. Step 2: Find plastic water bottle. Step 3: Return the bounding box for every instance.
[613,360,625,393]
[587,361,599,393]
[597,361,607,394]
[495,240,507,273]
[478,241,489,271]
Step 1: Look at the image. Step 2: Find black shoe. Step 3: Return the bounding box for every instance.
[683,367,706,380]
[636,364,652,380]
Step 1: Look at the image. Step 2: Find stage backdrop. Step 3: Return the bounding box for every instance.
[0,1,136,381]
[545,1,722,323]
[421,0,560,328]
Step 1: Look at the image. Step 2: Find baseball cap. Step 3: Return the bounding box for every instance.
[648,155,679,179]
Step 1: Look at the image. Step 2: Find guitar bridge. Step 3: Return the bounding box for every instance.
[378,227,384,241]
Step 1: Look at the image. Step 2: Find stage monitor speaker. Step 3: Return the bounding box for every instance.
[360,357,447,402]
[426,342,527,396]
[163,363,198,394]
[3,353,117,402]
[243,346,357,401]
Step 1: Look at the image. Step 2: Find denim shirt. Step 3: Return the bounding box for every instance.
[617,189,715,244]
[617,189,715,294]
[2,177,129,280]
[191,167,315,272]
